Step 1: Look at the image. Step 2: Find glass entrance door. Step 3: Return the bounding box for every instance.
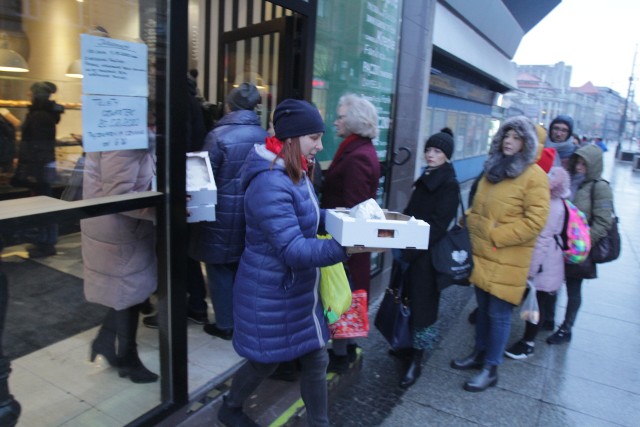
[219,16,302,128]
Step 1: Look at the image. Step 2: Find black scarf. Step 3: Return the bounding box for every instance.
[485,155,517,183]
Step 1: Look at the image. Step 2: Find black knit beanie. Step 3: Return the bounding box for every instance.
[226,82,260,111]
[425,131,454,160]
[273,99,325,140]
[31,81,57,100]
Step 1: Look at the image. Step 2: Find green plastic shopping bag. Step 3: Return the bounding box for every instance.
[318,234,352,324]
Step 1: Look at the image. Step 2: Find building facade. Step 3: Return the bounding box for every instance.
[505,61,639,142]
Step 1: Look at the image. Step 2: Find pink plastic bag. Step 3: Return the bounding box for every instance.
[329,290,369,338]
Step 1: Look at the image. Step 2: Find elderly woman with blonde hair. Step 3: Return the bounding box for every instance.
[321,93,381,374]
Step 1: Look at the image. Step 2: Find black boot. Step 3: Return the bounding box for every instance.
[116,307,158,384]
[90,309,119,367]
[327,349,349,375]
[0,397,20,427]
[0,273,20,427]
[0,359,20,427]
[464,365,498,392]
[388,347,412,361]
[27,244,56,258]
[217,396,259,427]
[450,350,485,370]
[118,354,159,384]
[399,349,424,389]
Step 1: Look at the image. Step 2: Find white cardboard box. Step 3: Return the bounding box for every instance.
[187,204,216,222]
[186,152,217,222]
[325,209,430,249]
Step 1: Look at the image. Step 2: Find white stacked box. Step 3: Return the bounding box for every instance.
[325,208,430,249]
[186,151,217,223]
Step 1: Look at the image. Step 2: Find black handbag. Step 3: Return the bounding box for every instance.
[431,191,473,289]
[589,180,621,264]
[374,261,412,350]
[590,215,620,263]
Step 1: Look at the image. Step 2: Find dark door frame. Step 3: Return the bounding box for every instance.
[217,14,314,106]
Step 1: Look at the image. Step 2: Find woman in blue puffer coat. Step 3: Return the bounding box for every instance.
[217,99,349,427]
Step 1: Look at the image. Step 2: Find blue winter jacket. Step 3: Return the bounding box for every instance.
[233,144,348,363]
[188,110,268,264]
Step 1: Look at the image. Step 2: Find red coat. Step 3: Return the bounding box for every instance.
[321,136,380,294]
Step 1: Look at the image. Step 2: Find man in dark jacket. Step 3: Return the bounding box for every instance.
[544,115,576,170]
[18,82,64,258]
[188,83,267,339]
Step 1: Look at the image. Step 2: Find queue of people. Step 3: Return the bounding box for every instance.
[22,74,604,424]
[199,91,618,425]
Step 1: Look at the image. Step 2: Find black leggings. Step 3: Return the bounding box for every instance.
[561,276,583,329]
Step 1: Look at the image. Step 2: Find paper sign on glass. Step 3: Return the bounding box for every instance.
[82,95,148,152]
[81,34,148,97]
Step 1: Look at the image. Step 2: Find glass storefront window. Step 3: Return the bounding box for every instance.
[313,0,401,170]
[312,0,401,275]
[421,107,495,171]
[0,1,165,425]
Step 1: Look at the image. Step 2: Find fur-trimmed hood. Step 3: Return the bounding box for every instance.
[484,115,539,179]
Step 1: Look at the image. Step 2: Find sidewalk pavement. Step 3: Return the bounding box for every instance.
[380,147,640,427]
[168,147,640,427]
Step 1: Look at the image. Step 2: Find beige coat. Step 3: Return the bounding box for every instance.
[81,149,157,310]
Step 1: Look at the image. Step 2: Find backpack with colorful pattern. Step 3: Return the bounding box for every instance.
[557,199,591,264]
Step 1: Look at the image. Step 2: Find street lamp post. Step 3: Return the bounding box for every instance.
[619,46,637,150]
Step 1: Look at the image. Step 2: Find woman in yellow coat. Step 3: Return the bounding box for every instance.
[450,116,549,392]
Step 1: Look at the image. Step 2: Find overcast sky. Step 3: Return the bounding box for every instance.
[513,0,639,97]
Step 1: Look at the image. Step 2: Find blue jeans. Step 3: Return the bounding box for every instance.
[473,287,514,366]
[227,348,329,427]
[205,262,238,330]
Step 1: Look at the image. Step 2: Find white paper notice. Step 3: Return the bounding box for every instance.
[81,34,148,96]
[82,95,148,152]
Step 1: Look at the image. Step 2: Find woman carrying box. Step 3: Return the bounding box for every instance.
[217,99,351,427]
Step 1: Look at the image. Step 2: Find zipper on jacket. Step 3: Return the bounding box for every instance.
[283,270,294,292]
[311,266,324,344]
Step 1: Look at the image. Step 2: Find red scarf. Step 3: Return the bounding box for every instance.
[265,136,308,172]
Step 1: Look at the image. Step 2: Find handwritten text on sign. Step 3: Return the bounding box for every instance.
[82,95,148,152]
[81,34,148,96]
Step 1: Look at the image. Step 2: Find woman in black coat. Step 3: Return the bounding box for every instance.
[394,129,459,388]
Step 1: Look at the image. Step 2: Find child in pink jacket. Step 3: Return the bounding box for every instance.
[504,164,571,359]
